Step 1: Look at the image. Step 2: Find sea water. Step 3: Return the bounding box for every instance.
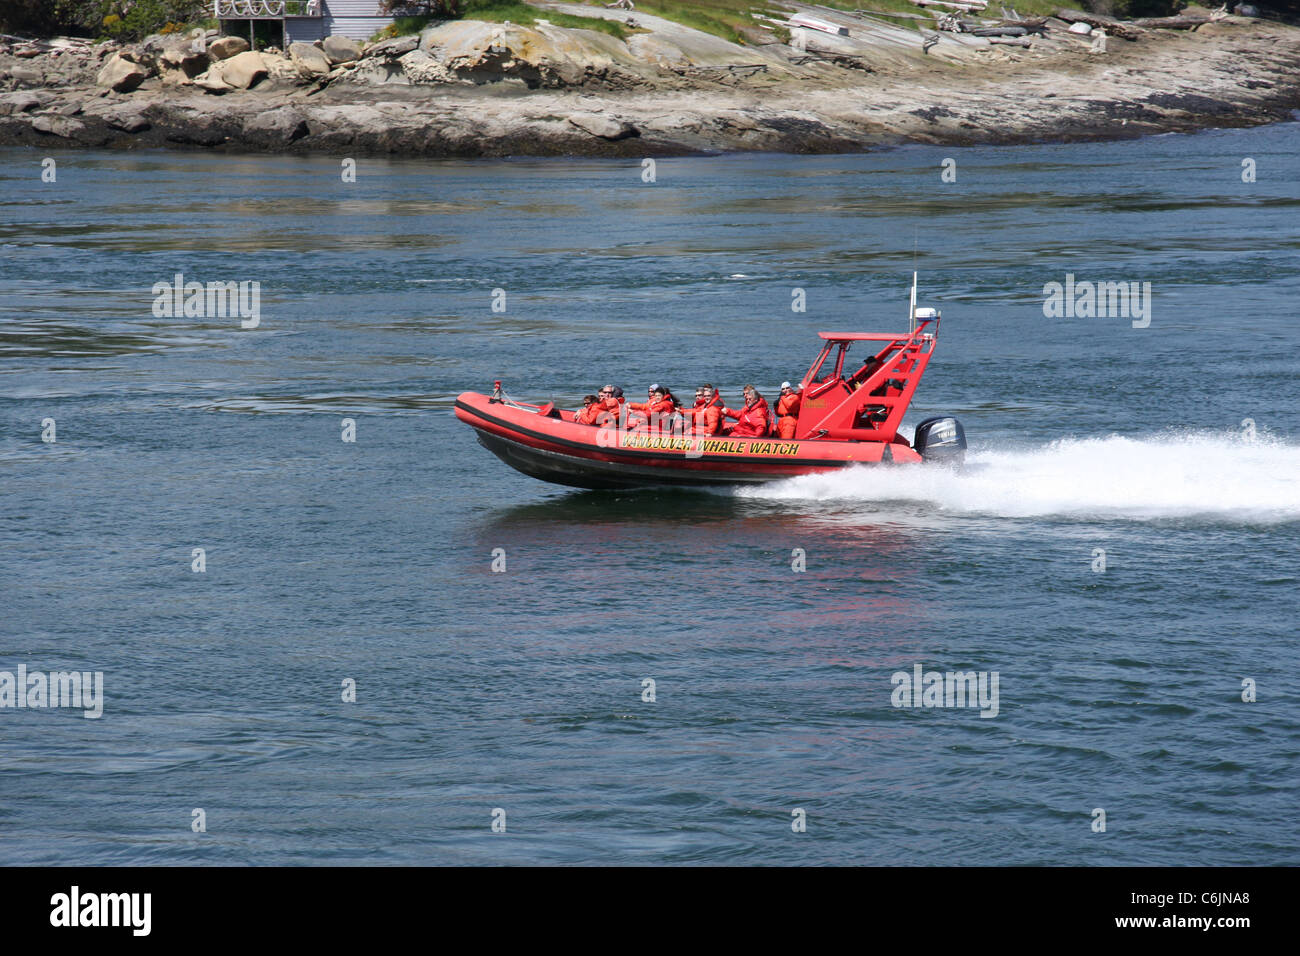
[1,125,1297,864]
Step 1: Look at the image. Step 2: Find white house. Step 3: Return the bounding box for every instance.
[213,1,401,46]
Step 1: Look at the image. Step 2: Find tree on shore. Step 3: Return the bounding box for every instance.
[0,0,209,40]
[1084,0,1183,15]
[1085,0,1298,16]
[378,1,463,18]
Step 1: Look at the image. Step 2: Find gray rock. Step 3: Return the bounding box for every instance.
[8,66,43,87]
[96,54,149,92]
[30,114,85,138]
[322,35,361,64]
[41,52,100,88]
[195,63,231,93]
[221,51,268,89]
[310,103,386,132]
[567,112,637,140]
[400,49,452,84]
[0,92,44,115]
[159,45,210,78]
[119,46,157,68]
[245,105,309,142]
[263,55,305,82]
[137,33,171,55]
[362,36,419,59]
[208,36,250,61]
[102,107,151,132]
[289,42,332,76]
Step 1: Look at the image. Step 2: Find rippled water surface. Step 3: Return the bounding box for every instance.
[2,127,1298,865]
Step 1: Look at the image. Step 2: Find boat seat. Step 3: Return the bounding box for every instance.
[535,402,560,419]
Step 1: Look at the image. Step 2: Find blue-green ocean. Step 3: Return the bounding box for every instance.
[1,125,1298,865]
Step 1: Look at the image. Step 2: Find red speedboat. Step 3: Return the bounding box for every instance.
[455,286,966,489]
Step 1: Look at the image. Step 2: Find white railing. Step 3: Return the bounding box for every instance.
[213,1,322,17]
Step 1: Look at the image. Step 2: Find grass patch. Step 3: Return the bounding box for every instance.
[375,0,1071,48]
[826,0,1063,19]
[371,15,434,41]
[469,0,638,39]
[544,9,638,38]
[570,0,1067,42]
[625,0,751,43]
[374,1,635,40]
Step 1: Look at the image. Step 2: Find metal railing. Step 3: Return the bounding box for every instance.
[213,1,322,17]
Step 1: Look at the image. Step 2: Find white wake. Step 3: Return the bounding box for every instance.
[736,432,1300,522]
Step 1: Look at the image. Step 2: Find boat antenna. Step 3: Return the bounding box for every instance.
[908,270,918,336]
[909,232,918,335]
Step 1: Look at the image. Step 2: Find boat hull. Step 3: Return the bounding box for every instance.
[454,392,920,490]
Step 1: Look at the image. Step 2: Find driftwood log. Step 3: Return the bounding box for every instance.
[852,7,933,18]
[1001,15,1047,32]
[910,0,989,11]
[1054,8,1144,40]
[1131,15,1211,29]
[988,35,1034,45]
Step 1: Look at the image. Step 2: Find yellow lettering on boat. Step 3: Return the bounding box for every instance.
[619,434,801,457]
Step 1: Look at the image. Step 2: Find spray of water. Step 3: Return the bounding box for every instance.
[737,432,1300,522]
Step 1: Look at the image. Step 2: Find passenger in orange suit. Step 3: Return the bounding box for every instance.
[775,381,801,440]
[723,385,771,438]
[628,385,676,432]
[594,385,622,429]
[693,383,723,436]
[575,394,602,425]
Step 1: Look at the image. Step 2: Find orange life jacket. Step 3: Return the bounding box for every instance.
[776,392,801,439]
[594,395,622,429]
[724,396,770,438]
[693,394,723,436]
[628,396,676,431]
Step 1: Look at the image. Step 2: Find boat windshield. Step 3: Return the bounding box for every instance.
[804,341,851,387]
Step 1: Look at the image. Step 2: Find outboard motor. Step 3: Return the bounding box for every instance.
[913,416,967,466]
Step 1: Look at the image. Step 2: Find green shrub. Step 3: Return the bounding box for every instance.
[1083,0,1187,16]
[379,0,462,16]
[94,1,209,41]
[377,0,635,40]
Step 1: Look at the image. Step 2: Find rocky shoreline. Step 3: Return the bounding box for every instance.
[2,4,1299,157]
